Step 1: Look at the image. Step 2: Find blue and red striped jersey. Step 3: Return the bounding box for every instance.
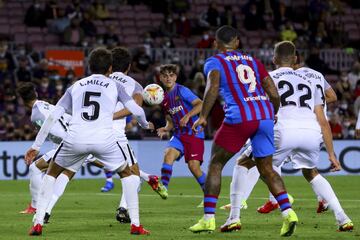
[161,84,204,138]
[204,50,274,124]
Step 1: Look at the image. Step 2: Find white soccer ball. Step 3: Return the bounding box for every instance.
[142,83,164,105]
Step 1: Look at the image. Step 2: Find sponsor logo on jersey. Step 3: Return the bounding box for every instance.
[169,105,183,115]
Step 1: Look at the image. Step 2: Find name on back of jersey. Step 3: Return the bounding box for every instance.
[79,79,109,88]
[272,70,307,81]
[111,75,127,83]
[224,54,253,62]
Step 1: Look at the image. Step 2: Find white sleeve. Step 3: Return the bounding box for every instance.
[133,82,143,95]
[117,83,133,104]
[31,106,65,150]
[56,86,73,114]
[124,100,149,128]
[314,84,323,106]
[323,77,332,91]
[356,111,360,129]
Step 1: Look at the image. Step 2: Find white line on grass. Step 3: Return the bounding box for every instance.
[95,193,360,202]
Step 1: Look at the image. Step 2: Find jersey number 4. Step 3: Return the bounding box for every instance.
[82,91,101,121]
[278,81,312,109]
[236,65,257,93]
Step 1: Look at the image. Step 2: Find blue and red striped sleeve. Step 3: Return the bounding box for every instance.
[254,57,270,82]
[179,86,199,104]
[204,57,221,77]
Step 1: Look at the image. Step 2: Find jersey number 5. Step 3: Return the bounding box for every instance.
[236,65,257,93]
[82,91,101,121]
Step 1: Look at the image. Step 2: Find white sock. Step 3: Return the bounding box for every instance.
[243,166,260,201]
[45,174,70,215]
[229,165,247,220]
[29,163,43,208]
[139,170,150,182]
[34,175,56,225]
[269,165,282,204]
[119,191,127,209]
[204,214,214,220]
[121,175,141,226]
[310,174,350,225]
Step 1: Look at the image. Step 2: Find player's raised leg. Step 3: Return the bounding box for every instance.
[303,168,353,231]
[44,169,75,223]
[29,160,66,236]
[21,158,48,214]
[158,147,179,199]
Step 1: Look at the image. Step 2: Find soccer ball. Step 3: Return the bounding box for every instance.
[142,84,164,105]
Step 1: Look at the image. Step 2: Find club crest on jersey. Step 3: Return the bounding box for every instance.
[168,105,183,115]
[80,79,109,88]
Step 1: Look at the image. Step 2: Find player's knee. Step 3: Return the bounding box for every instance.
[164,149,177,164]
[187,160,200,172]
[302,168,318,182]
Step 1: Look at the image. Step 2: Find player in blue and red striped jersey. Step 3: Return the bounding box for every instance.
[189,26,298,237]
[155,64,206,200]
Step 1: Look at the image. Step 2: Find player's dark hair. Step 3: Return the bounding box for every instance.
[159,64,178,75]
[215,25,239,44]
[16,82,37,102]
[111,47,132,72]
[274,41,296,62]
[88,47,112,74]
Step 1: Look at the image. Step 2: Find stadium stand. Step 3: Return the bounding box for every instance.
[0,0,359,140]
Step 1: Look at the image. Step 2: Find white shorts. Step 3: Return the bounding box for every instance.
[54,140,128,173]
[42,149,57,163]
[117,142,138,167]
[273,128,322,169]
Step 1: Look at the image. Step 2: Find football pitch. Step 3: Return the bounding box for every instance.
[0,176,359,240]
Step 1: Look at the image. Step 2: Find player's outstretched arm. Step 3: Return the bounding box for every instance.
[324,87,337,104]
[25,106,65,165]
[314,105,341,171]
[157,115,173,139]
[200,70,220,119]
[180,99,202,127]
[261,76,280,114]
[113,93,143,120]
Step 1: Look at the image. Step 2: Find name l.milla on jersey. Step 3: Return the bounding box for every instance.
[79,79,109,88]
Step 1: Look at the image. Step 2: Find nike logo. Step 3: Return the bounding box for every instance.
[191,154,198,157]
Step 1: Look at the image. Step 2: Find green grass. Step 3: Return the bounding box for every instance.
[0,176,359,240]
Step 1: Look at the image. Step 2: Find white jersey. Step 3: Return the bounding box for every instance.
[270,67,323,131]
[57,74,133,144]
[296,67,331,115]
[31,100,71,144]
[109,72,143,142]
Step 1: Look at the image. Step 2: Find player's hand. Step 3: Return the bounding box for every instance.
[192,117,207,134]
[25,148,39,165]
[157,127,169,139]
[328,153,341,172]
[179,115,190,127]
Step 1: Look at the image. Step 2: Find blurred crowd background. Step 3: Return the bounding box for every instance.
[0,0,359,141]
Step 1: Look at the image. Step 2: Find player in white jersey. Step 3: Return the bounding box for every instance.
[25,48,153,236]
[110,47,163,223]
[17,83,105,217]
[221,41,353,233]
